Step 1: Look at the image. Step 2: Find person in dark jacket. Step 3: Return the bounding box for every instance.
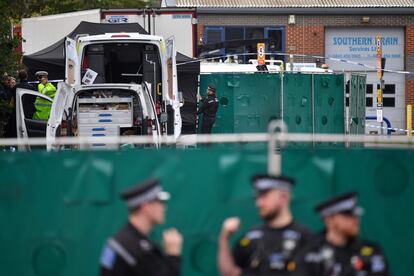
[197,83,219,134]
[0,74,11,103]
[100,178,182,276]
[218,174,313,276]
[6,70,37,138]
[0,73,13,137]
[292,192,390,276]
[16,69,36,91]
[16,69,37,120]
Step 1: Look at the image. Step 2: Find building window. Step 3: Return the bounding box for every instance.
[206,28,223,44]
[366,97,373,107]
[245,27,264,62]
[366,84,373,94]
[225,27,244,57]
[201,26,284,63]
[203,27,225,59]
[383,84,396,94]
[383,97,395,107]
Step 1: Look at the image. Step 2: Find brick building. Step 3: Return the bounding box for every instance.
[165,0,414,131]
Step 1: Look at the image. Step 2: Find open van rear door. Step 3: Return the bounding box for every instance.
[46,82,73,150]
[16,88,53,151]
[65,37,79,85]
[165,36,182,138]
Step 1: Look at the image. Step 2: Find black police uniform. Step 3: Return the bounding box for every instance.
[100,223,180,276]
[292,192,390,276]
[197,89,219,134]
[233,221,313,275]
[231,174,314,275]
[99,178,179,276]
[292,234,389,276]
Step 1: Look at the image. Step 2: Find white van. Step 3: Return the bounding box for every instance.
[16,82,160,150]
[16,32,181,150]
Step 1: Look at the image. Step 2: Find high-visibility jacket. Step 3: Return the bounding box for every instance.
[33,82,56,120]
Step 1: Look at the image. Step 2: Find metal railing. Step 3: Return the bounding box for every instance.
[2,119,414,178]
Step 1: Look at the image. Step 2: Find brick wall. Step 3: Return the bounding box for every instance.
[285,25,324,63]
[198,14,414,27]
[406,26,414,125]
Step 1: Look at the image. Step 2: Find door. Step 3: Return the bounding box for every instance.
[165,36,182,138]
[16,88,53,150]
[65,37,79,85]
[46,82,73,150]
[142,83,161,148]
[165,36,178,102]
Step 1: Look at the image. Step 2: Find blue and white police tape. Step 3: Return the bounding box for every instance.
[178,52,414,76]
[365,124,414,134]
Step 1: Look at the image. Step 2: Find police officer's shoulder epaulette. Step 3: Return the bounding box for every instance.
[244,225,265,240]
[247,224,266,233]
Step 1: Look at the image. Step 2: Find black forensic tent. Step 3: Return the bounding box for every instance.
[176,52,199,134]
[23,21,199,133]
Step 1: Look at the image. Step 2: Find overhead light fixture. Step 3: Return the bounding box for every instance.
[288,15,295,25]
[362,16,370,23]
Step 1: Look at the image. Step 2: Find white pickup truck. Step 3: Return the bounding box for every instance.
[16,32,182,150]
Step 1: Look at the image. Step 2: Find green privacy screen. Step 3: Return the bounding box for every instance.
[0,148,267,276]
[349,73,367,135]
[199,72,346,134]
[1,147,412,276]
[199,73,281,133]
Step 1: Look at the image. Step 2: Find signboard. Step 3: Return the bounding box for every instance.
[106,15,128,23]
[376,35,382,79]
[257,43,265,65]
[325,28,404,71]
[103,14,140,24]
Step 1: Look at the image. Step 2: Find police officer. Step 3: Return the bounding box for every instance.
[218,174,313,276]
[197,83,219,134]
[292,192,390,276]
[100,178,183,276]
[33,71,56,120]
